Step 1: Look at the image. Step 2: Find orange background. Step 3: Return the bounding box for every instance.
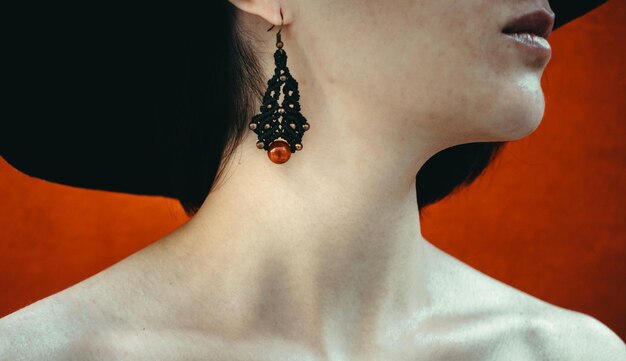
[1,1,625,340]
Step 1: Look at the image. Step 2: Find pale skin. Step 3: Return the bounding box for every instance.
[1,0,625,360]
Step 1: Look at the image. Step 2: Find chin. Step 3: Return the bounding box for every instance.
[486,85,546,142]
[503,112,544,141]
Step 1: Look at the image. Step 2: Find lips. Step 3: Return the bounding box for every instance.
[502,9,555,40]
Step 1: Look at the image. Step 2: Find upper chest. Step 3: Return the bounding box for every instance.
[66,310,561,361]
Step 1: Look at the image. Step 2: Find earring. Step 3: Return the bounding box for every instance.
[249,9,309,164]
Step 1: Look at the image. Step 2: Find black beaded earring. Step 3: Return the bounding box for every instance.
[248,9,309,164]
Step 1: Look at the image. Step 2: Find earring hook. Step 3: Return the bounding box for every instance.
[266,8,284,34]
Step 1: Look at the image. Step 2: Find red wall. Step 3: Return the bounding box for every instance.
[1,1,624,340]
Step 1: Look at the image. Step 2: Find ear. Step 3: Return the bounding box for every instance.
[228,0,290,27]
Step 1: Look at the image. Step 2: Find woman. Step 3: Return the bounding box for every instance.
[1,0,624,359]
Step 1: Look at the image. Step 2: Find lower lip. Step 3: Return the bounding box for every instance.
[503,32,551,60]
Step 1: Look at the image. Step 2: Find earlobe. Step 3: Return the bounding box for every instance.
[228,0,287,27]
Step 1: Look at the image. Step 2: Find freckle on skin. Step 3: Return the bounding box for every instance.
[425,112,437,120]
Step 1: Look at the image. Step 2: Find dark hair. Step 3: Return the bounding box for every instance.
[157,2,507,217]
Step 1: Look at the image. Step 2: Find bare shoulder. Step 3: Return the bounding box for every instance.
[421,240,626,360]
[0,244,204,360]
[0,290,94,361]
[536,308,626,361]
[0,263,135,360]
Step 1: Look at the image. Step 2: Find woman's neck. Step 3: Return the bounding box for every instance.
[157,128,436,355]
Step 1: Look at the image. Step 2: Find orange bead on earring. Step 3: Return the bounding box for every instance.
[268,140,291,164]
